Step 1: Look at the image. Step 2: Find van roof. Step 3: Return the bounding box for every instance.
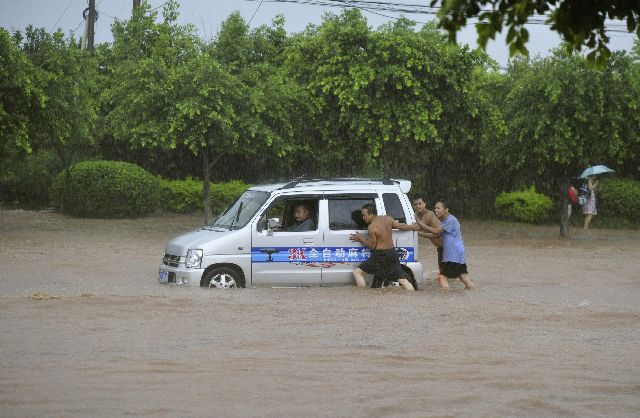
[249,178,412,194]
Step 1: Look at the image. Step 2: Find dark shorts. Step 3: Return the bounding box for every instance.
[442,261,468,278]
[359,249,407,286]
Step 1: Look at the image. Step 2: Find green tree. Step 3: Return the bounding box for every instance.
[431,0,640,66]
[0,28,42,164]
[282,9,371,175]
[18,27,97,172]
[285,10,503,214]
[190,12,303,219]
[367,23,506,214]
[104,4,301,220]
[498,51,639,185]
[491,51,640,233]
[103,0,199,148]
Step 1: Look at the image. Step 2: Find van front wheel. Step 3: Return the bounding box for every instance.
[201,267,245,289]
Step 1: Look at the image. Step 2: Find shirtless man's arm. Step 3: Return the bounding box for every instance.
[391,219,420,232]
[416,211,443,245]
[350,227,377,249]
[417,219,443,235]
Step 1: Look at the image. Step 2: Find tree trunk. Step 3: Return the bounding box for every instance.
[560,181,569,237]
[202,152,213,224]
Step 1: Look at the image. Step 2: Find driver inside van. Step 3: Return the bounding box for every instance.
[287,203,316,232]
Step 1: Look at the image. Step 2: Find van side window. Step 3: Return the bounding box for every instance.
[258,198,319,232]
[382,193,406,224]
[328,198,375,230]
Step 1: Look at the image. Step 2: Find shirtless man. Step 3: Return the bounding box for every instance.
[412,196,445,287]
[349,203,418,291]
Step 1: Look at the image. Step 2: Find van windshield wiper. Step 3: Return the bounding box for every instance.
[229,201,243,230]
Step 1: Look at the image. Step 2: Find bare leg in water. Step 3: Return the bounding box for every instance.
[459,274,475,290]
[437,275,450,290]
[584,214,594,229]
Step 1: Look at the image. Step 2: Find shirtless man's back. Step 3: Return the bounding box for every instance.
[349,203,417,291]
[363,215,395,249]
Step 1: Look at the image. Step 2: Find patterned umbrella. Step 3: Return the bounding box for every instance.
[578,165,614,179]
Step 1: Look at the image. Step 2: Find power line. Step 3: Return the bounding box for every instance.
[71,19,85,35]
[247,0,638,34]
[249,0,265,25]
[51,0,75,32]
[150,1,170,12]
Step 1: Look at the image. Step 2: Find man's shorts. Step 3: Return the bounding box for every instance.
[359,249,407,286]
[442,261,468,278]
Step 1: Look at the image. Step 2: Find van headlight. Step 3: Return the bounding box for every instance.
[185,249,203,269]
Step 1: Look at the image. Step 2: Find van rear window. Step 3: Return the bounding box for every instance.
[328,198,374,230]
[382,193,406,223]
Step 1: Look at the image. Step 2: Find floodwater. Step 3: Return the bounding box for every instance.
[1,210,639,417]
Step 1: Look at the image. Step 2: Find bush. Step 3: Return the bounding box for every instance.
[159,178,250,214]
[495,186,553,223]
[597,178,640,223]
[1,150,63,208]
[51,160,159,218]
[158,177,202,213]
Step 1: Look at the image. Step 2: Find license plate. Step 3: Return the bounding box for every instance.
[159,270,168,283]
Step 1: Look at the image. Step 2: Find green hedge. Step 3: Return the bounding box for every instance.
[495,186,553,223]
[597,178,640,224]
[158,177,203,214]
[159,178,250,214]
[0,150,63,208]
[51,160,159,218]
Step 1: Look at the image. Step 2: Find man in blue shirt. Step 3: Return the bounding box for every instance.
[416,199,475,290]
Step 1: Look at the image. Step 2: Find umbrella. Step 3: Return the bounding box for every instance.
[579,165,614,179]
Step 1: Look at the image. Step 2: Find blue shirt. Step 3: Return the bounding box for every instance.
[441,214,466,264]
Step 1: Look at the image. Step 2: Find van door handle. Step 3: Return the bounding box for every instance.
[303,239,315,245]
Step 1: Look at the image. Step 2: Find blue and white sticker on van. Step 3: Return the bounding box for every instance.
[251,246,414,263]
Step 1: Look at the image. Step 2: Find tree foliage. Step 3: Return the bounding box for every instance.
[19,27,97,170]
[0,26,96,173]
[491,49,640,195]
[284,10,501,188]
[430,0,640,66]
[0,28,41,160]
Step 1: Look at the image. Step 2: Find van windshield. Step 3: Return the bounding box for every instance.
[209,190,270,230]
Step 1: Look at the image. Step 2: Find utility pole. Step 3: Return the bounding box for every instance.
[82,0,97,52]
[133,0,141,9]
[87,0,95,53]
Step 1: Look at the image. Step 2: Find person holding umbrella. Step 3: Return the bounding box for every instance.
[582,176,599,229]
[579,165,613,229]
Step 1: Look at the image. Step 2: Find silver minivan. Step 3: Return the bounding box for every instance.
[158,178,423,288]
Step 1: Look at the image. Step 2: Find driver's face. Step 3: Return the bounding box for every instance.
[293,206,309,222]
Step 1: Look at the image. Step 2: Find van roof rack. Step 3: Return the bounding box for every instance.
[280,177,396,190]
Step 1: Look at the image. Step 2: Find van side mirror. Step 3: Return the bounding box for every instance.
[261,217,281,236]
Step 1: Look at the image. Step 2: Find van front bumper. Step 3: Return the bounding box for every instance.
[158,264,203,286]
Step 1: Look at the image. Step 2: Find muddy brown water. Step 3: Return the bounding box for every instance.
[1,210,639,417]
